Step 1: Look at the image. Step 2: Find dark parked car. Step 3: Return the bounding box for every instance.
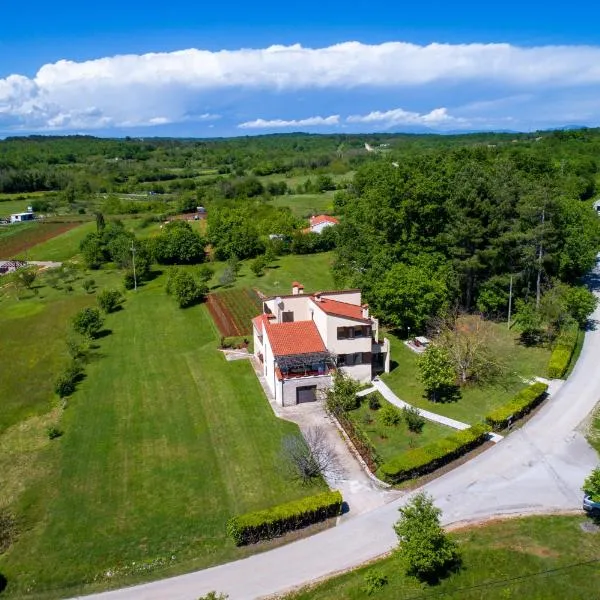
[583,494,600,515]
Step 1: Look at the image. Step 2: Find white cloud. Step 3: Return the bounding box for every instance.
[346,107,467,129]
[4,41,600,130]
[238,115,340,129]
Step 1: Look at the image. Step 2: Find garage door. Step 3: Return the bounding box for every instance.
[296,385,317,404]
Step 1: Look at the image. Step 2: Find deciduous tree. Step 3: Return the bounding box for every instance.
[394,492,460,582]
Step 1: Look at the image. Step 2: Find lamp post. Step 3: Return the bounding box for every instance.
[407,326,411,341]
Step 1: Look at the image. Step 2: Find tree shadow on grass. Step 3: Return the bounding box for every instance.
[0,572,7,594]
[95,329,112,339]
[415,555,463,586]
[425,385,462,404]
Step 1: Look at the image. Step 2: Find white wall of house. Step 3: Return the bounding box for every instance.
[280,374,332,406]
[253,324,264,359]
[263,295,311,323]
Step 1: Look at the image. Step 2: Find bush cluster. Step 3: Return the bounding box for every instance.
[485,382,548,431]
[378,424,490,483]
[226,490,343,546]
[54,360,84,398]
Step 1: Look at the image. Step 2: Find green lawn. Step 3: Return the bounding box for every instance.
[209,252,336,296]
[0,272,325,598]
[0,198,30,217]
[26,221,96,261]
[0,268,122,433]
[271,193,335,218]
[382,326,552,424]
[348,394,454,463]
[285,515,600,600]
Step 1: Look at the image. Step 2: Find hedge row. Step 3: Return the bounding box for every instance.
[547,326,578,379]
[377,424,490,484]
[226,490,343,546]
[547,345,573,379]
[485,382,548,431]
[336,410,380,471]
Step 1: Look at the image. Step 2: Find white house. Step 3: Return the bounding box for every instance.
[10,212,35,223]
[304,215,339,234]
[253,283,390,406]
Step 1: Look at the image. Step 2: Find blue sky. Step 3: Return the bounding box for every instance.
[2,0,600,136]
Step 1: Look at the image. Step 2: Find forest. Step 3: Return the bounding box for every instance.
[2,128,600,335]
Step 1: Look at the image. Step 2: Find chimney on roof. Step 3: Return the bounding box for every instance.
[292,282,304,295]
[362,303,369,319]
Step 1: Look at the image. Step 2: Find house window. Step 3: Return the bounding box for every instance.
[337,327,348,339]
[282,311,294,323]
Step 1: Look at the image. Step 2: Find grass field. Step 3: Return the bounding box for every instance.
[348,395,454,463]
[0,268,123,433]
[26,221,96,261]
[209,252,336,297]
[271,193,335,218]
[0,198,30,217]
[0,222,82,259]
[285,515,600,600]
[382,326,552,424]
[0,272,326,598]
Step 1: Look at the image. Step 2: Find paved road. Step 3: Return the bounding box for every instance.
[80,271,600,600]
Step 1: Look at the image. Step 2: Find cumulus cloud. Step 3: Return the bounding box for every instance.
[238,115,340,129]
[3,40,600,131]
[346,107,467,129]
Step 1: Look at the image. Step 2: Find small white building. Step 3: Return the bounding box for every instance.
[253,283,390,406]
[10,212,35,223]
[593,199,600,215]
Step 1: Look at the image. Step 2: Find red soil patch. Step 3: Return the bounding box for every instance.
[0,222,79,258]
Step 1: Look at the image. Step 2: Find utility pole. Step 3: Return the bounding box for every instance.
[507,275,513,328]
[535,205,545,310]
[131,241,137,291]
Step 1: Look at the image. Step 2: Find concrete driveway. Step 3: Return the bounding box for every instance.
[78,264,600,600]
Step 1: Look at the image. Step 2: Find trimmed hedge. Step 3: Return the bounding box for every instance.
[485,382,548,431]
[226,490,343,546]
[547,325,578,379]
[547,345,573,378]
[377,424,490,484]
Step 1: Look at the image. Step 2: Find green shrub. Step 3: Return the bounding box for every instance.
[98,289,124,313]
[226,490,343,546]
[368,393,381,410]
[583,466,600,502]
[378,424,490,483]
[403,406,426,434]
[82,278,95,293]
[54,374,75,398]
[363,569,388,594]
[379,404,402,426]
[47,426,63,440]
[123,270,136,290]
[485,382,548,431]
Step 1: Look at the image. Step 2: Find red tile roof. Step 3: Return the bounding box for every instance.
[265,320,326,356]
[310,215,339,227]
[312,296,370,322]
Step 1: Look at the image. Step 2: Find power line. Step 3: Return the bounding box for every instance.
[399,558,600,599]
